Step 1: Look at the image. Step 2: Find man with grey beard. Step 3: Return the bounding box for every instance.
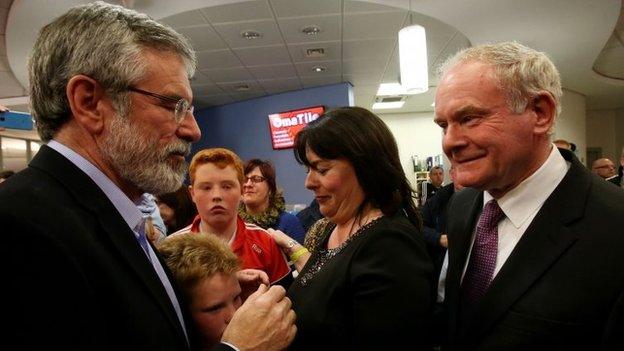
[0,2,295,351]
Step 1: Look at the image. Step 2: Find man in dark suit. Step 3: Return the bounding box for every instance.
[592,158,622,187]
[421,165,445,206]
[0,3,295,350]
[434,42,624,350]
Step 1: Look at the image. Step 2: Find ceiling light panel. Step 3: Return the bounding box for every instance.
[372,101,405,109]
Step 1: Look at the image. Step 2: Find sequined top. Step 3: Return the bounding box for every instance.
[298,217,382,286]
[286,213,433,350]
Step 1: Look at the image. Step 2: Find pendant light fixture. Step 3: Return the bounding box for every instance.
[398,1,429,94]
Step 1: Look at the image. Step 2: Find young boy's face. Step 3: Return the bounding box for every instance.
[190,163,242,231]
[190,272,242,348]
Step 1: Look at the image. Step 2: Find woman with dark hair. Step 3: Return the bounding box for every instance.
[239,159,306,243]
[155,185,197,234]
[268,106,433,350]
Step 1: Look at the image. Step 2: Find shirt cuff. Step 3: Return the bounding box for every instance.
[221,341,240,351]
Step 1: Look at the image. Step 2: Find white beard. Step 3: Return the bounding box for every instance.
[100,114,191,195]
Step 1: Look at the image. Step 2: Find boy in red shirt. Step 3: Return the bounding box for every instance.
[174,148,291,286]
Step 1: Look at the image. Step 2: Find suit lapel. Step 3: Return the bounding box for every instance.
[460,149,591,346]
[446,188,483,342]
[30,146,189,348]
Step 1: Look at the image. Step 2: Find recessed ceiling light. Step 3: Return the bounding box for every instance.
[312,66,326,73]
[302,26,322,36]
[241,30,262,40]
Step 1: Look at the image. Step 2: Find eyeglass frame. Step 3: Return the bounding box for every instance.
[244,175,266,184]
[127,86,194,124]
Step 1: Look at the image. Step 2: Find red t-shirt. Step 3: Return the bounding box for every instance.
[174,215,291,284]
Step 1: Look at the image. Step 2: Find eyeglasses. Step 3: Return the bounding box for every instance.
[127,86,194,124]
[244,175,266,183]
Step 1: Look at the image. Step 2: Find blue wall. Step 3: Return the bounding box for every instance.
[193,83,353,205]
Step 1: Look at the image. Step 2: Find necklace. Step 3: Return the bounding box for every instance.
[299,215,384,286]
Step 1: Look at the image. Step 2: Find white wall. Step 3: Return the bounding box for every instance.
[379,111,444,188]
[586,109,617,162]
[553,89,587,165]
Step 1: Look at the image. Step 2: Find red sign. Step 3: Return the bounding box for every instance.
[268,106,324,149]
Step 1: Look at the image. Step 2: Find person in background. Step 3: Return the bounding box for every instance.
[156,185,197,234]
[435,41,624,350]
[421,165,444,206]
[239,159,306,244]
[296,198,323,233]
[0,170,15,183]
[617,148,624,187]
[420,165,463,349]
[592,157,621,186]
[553,138,571,150]
[174,148,292,287]
[139,193,168,243]
[421,165,463,289]
[270,106,433,350]
[158,233,245,351]
[0,2,295,350]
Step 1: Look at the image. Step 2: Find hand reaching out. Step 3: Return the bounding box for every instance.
[237,269,269,301]
[222,284,296,350]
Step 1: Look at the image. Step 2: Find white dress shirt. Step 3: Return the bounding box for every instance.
[463,145,570,280]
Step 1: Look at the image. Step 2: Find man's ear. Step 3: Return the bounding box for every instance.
[531,91,557,135]
[66,75,108,136]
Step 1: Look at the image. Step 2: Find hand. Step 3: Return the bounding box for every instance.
[236,269,269,301]
[222,284,297,351]
[267,228,294,252]
[439,234,448,248]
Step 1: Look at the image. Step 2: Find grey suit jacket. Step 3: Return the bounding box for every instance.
[444,148,624,351]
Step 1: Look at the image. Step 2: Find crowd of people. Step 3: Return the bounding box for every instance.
[2,2,624,351]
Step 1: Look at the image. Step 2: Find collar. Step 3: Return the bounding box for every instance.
[47,140,143,231]
[191,215,238,246]
[485,145,570,229]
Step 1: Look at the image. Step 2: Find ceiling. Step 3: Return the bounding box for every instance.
[1,0,624,141]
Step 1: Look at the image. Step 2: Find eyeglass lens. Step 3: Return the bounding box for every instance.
[246,175,265,183]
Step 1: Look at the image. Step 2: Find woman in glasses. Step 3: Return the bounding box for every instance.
[239,159,306,244]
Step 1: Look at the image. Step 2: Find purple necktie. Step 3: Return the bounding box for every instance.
[136,217,152,263]
[461,199,505,304]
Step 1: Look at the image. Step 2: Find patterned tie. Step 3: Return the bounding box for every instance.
[461,199,505,304]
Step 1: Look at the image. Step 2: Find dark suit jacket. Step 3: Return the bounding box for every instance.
[444,149,624,351]
[0,146,232,350]
[422,182,455,281]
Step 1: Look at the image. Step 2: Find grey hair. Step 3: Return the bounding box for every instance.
[28,1,196,141]
[438,42,562,119]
